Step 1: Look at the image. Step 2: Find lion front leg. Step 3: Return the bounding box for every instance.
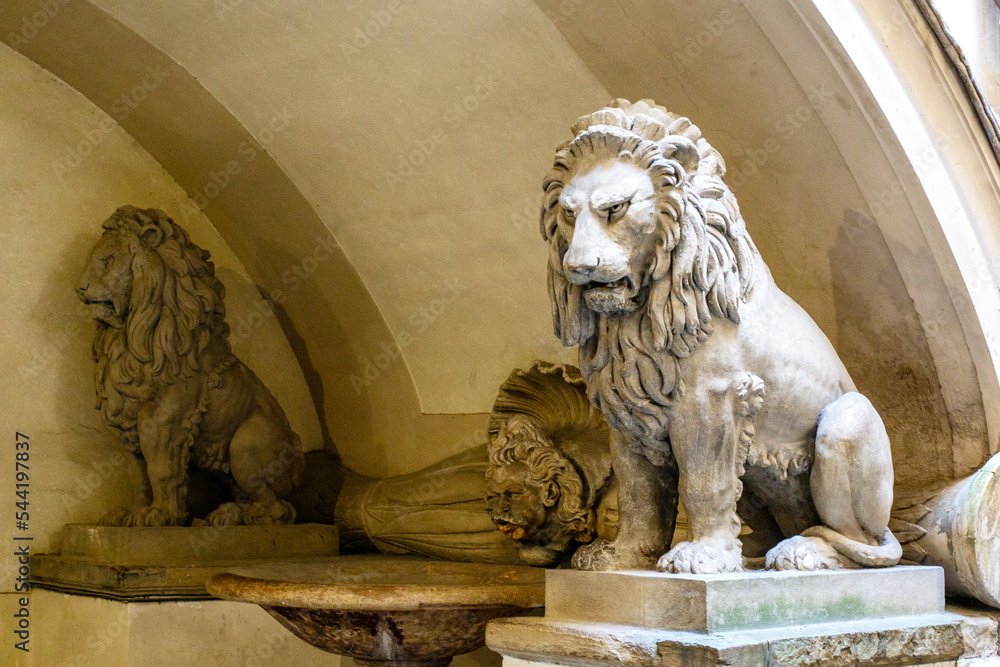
[572,429,677,571]
[657,378,749,574]
[105,388,196,527]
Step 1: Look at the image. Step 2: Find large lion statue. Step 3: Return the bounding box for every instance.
[76,206,304,527]
[542,100,901,573]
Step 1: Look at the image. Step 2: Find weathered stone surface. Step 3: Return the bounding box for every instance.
[947,603,1000,659]
[488,615,964,667]
[893,452,1000,609]
[207,555,544,610]
[488,617,665,667]
[763,620,963,666]
[208,555,544,665]
[545,567,944,633]
[60,523,340,565]
[77,206,304,528]
[542,100,899,574]
[267,606,523,663]
[31,523,339,600]
[484,361,614,567]
[490,567,974,666]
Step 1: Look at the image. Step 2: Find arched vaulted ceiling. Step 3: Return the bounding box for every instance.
[4,0,1000,482]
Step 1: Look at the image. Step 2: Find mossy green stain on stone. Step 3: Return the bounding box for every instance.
[710,590,894,633]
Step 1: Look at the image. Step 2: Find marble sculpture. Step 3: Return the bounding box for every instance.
[77,206,304,527]
[542,99,902,573]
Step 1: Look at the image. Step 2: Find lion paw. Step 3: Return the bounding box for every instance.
[571,538,655,571]
[656,540,742,574]
[204,500,296,527]
[101,506,186,527]
[765,535,855,571]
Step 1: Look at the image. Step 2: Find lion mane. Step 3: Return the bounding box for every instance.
[487,416,594,542]
[541,99,760,441]
[92,206,231,443]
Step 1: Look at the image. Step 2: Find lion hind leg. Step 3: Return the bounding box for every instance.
[213,414,303,526]
[204,499,297,526]
[800,525,901,567]
[770,392,899,570]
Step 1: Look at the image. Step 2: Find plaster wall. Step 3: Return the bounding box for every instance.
[0,43,322,589]
[86,0,596,418]
[28,590,340,667]
[0,0,994,531]
[24,0,980,489]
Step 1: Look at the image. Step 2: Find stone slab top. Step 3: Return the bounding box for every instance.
[207,554,545,611]
[57,523,339,565]
[545,565,945,633]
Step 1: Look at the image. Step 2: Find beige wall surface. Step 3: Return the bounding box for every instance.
[87,0,594,418]
[0,42,321,585]
[27,590,341,667]
[11,0,972,487]
[1,0,1000,663]
[0,0,994,542]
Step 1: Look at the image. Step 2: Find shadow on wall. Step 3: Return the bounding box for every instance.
[43,228,141,531]
[829,209,957,488]
[238,241,370,462]
[256,282,339,461]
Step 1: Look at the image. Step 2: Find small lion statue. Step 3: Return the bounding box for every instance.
[542,100,901,573]
[77,206,304,527]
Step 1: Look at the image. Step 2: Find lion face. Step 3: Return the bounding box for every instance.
[558,159,661,316]
[77,232,135,328]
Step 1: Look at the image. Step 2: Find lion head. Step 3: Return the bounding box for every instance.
[542,99,760,440]
[485,416,594,566]
[77,206,230,432]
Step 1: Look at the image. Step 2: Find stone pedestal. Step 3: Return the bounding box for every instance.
[487,567,968,666]
[31,523,339,600]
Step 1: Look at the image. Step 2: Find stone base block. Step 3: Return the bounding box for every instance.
[487,566,970,667]
[544,566,944,632]
[31,523,339,600]
[489,614,964,666]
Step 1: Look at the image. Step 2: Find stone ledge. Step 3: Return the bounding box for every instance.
[31,523,339,601]
[59,523,339,564]
[487,613,966,667]
[487,617,666,667]
[31,554,340,601]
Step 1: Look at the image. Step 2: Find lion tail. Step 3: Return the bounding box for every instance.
[801,525,902,568]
